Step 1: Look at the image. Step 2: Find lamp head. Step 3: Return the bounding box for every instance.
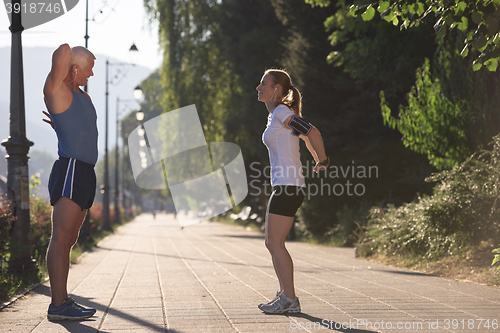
[136,110,144,121]
[133,85,143,100]
[129,43,139,64]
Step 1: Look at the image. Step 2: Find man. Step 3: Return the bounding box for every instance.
[43,44,98,321]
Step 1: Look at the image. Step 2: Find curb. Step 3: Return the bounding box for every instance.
[0,278,49,310]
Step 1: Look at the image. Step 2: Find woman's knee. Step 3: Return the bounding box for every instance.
[266,238,285,254]
[265,239,272,252]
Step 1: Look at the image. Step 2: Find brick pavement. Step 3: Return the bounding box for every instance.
[1,213,499,332]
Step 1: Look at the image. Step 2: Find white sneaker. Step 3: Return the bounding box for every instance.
[258,291,282,310]
[260,293,301,314]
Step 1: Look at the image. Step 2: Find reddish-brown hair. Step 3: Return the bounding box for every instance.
[265,69,302,117]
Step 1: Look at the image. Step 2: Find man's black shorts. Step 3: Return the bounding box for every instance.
[48,157,96,210]
[267,185,305,217]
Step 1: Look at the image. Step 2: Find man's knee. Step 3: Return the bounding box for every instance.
[50,231,78,250]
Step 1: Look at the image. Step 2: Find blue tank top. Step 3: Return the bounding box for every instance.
[49,89,98,165]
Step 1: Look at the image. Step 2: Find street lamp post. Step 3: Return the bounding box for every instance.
[114,97,121,224]
[77,0,92,244]
[1,0,37,273]
[101,44,139,231]
[114,86,142,224]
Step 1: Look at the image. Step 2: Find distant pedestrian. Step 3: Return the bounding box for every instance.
[256,69,329,314]
[43,44,98,321]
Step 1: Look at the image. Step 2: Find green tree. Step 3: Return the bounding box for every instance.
[307,0,500,170]
[268,0,437,240]
[309,0,500,71]
[144,0,287,214]
[381,32,500,169]
[143,0,438,241]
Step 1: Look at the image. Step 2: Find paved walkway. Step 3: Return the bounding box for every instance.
[1,213,499,333]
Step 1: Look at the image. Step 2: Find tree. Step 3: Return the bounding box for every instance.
[143,0,438,241]
[308,0,500,71]
[381,34,500,169]
[269,0,436,240]
[307,0,500,170]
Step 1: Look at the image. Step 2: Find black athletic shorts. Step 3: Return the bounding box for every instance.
[48,157,96,211]
[267,185,306,217]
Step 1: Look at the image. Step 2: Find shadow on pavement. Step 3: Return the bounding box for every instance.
[32,285,175,333]
[215,234,265,240]
[288,313,378,332]
[50,318,102,332]
[94,245,271,269]
[32,283,51,297]
[374,269,436,277]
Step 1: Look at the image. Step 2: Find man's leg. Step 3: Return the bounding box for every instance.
[46,196,87,307]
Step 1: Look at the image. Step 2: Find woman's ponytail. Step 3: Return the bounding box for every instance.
[288,86,302,117]
[265,69,302,117]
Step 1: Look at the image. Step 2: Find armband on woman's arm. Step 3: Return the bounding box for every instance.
[288,115,312,136]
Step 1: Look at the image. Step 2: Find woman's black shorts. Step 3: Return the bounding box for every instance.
[267,185,305,217]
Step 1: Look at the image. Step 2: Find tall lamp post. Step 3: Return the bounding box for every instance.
[114,85,142,224]
[1,0,37,272]
[134,109,146,213]
[101,44,139,231]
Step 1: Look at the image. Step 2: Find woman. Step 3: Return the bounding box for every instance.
[256,69,329,314]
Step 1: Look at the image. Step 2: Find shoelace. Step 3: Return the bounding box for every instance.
[68,297,85,310]
[268,292,284,305]
[69,302,81,310]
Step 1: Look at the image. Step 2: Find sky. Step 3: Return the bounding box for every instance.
[0,0,163,69]
[0,0,163,159]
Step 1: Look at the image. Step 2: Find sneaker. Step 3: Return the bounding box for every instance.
[260,293,301,314]
[258,291,282,310]
[47,297,96,321]
[67,296,96,313]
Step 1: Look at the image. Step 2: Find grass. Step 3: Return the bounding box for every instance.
[0,256,46,302]
[363,241,500,287]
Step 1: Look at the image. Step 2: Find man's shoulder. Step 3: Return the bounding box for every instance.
[82,90,92,101]
[44,84,74,114]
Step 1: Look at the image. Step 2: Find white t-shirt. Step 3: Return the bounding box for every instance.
[262,104,306,187]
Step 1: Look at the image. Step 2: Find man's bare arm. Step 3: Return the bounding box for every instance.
[43,44,71,97]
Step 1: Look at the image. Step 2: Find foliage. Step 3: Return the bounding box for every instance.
[143,0,286,211]
[381,32,500,170]
[0,190,48,301]
[0,199,14,263]
[29,197,52,265]
[493,247,500,270]
[381,58,470,169]
[308,0,500,71]
[141,0,440,240]
[359,134,500,259]
[27,174,52,264]
[306,0,435,94]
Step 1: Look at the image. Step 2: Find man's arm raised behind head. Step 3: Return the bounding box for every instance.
[43,44,71,97]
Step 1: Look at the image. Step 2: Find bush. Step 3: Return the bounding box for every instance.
[493,247,500,271]
[0,200,14,264]
[30,197,52,265]
[90,203,102,227]
[359,135,500,259]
